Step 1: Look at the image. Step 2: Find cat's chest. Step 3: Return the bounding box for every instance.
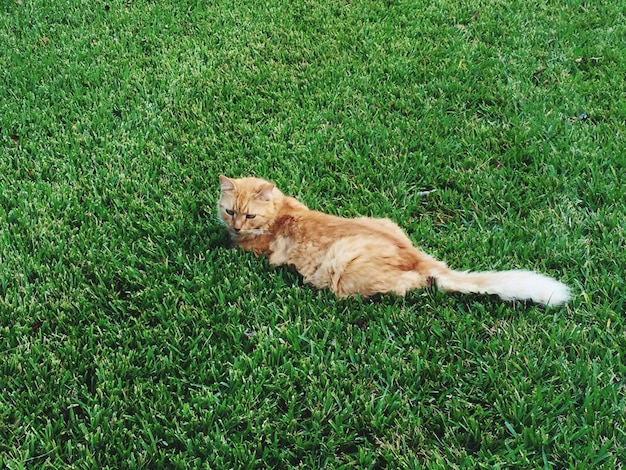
[268,236,296,266]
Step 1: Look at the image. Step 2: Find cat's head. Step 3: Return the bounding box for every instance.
[218,175,282,237]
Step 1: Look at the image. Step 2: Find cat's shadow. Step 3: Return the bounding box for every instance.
[197,215,235,251]
[209,227,236,250]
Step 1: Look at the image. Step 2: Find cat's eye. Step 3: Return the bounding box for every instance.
[246,214,256,219]
[225,209,235,216]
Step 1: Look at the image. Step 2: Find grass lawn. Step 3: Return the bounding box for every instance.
[1,0,625,467]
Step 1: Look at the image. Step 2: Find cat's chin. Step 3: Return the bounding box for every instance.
[229,228,267,239]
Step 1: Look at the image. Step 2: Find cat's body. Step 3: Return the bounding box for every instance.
[218,176,571,306]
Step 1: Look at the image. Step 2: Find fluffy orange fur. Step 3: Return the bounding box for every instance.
[218,175,571,306]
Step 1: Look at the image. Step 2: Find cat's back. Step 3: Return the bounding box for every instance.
[278,205,413,249]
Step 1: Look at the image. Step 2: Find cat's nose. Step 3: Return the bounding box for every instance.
[233,227,241,232]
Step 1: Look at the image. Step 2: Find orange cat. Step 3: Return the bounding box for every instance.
[218,175,571,306]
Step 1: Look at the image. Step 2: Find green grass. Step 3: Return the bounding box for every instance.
[1,0,625,467]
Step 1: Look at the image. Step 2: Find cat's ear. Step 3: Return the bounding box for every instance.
[219,175,236,192]
[256,183,275,201]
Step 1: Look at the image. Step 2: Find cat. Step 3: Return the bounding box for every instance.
[217,175,571,306]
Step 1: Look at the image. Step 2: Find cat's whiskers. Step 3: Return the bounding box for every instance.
[234,228,269,237]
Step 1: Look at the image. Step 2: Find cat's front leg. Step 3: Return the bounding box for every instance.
[235,235,271,257]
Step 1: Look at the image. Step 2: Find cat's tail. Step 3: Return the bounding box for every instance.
[431,267,571,306]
